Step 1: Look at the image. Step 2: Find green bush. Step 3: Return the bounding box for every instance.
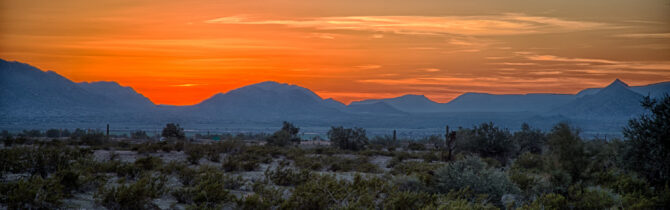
[264,161,311,186]
[185,145,205,165]
[134,156,163,171]
[96,174,167,209]
[392,175,426,192]
[282,174,391,209]
[456,122,515,165]
[569,186,619,209]
[328,126,368,151]
[383,191,438,210]
[266,121,301,147]
[172,169,236,208]
[221,151,270,172]
[432,156,520,205]
[0,176,64,209]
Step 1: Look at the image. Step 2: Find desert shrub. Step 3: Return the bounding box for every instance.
[211,139,244,154]
[391,161,443,184]
[292,155,325,170]
[238,194,272,210]
[184,144,205,165]
[221,151,270,172]
[96,174,167,209]
[266,121,301,147]
[432,156,520,205]
[172,169,236,208]
[134,156,163,171]
[369,135,399,149]
[328,126,368,151]
[53,169,82,196]
[568,186,619,209]
[161,123,185,140]
[508,170,551,199]
[519,193,568,210]
[176,166,197,186]
[206,147,220,162]
[264,161,311,186]
[222,155,259,172]
[238,182,286,209]
[422,151,440,163]
[0,176,64,209]
[386,151,411,168]
[1,146,93,178]
[95,160,142,179]
[407,142,426,151]
[456,122,515,165]
[512,152,544,172]
[392,175,426,192]
[282,174,392,209]
[383,191,439,210]
[328,156,379,173]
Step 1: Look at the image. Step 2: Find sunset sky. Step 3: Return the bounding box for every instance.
[1,0,669,105]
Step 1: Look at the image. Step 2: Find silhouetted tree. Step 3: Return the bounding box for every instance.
[162,123,185,140]
[547,123,587,182]
[622,95,670,187]
[512,123,546,155]
[266,121,301,147]
[457,122,514,165]
[328,126,368,151]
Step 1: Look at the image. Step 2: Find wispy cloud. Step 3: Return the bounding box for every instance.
[526,55,620,64]
[615,33,670,39]
[354,64,382,70]
[205,13,610,36]
[422,68,440,72]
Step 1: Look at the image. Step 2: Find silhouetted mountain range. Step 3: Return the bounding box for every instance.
[1,59,668,135]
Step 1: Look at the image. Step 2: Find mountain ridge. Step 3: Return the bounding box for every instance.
[2,59,669,133]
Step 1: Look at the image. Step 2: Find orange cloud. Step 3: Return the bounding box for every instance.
[206,14,610,36]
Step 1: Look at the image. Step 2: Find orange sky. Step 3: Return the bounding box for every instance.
[1,0,669,105]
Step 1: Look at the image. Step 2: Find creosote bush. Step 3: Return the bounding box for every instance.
[96,174,167,209]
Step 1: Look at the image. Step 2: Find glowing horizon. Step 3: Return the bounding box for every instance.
[1,0,669,105]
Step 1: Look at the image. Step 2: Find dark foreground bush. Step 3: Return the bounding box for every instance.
[0,176,64,209]
[172,168,237,208]
[432,156,519,205]
[265,161,311,186]
[96,174,167,209]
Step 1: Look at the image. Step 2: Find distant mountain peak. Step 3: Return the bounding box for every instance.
[609,78,629,87]
[249,81,290,89]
